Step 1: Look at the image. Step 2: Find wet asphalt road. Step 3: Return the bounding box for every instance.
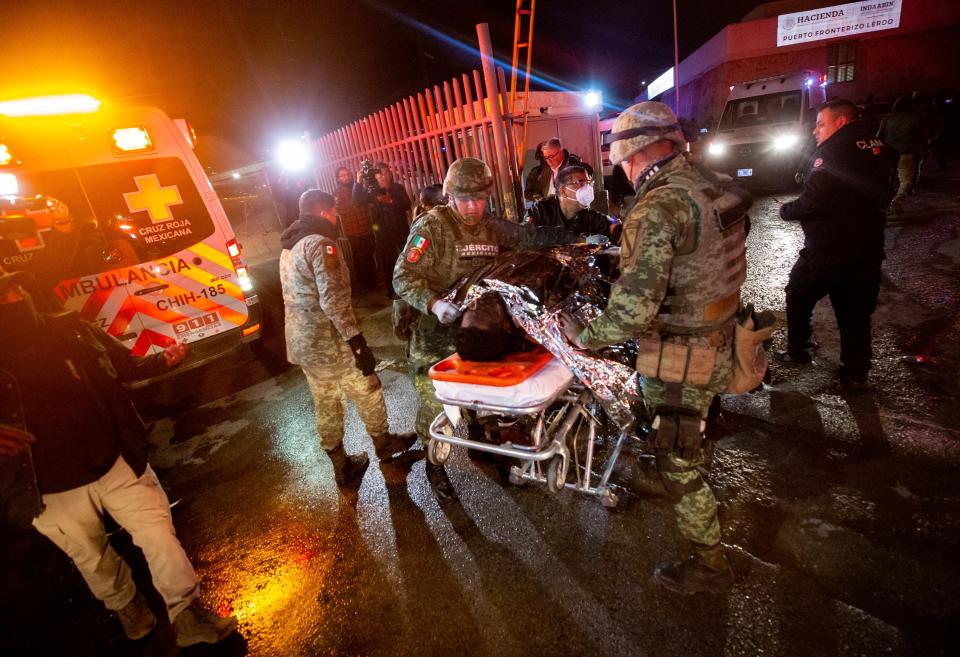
[2,173,959,657]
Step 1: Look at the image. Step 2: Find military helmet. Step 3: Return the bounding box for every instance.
[443,157,494,200]
[607,101,685,165]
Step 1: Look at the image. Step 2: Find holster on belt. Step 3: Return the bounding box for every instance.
[651,407,705,461]
[726,303,777,394]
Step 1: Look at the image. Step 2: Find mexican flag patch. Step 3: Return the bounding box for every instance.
[323,243,339,270]
[406,235,429,263]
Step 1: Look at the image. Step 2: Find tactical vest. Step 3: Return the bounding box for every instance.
[429,206,501,289]
[647,164,748,335]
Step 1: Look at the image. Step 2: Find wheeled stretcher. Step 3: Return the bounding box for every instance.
[426,347,630,507]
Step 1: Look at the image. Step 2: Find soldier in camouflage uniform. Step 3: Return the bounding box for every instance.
[561,102,748,594]
[394,158,575,502]
[280,190,415,487]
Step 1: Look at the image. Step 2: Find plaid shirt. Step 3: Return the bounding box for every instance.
[333,184,372,237]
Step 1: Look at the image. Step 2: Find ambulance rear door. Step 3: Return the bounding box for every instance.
[63,155,250,356]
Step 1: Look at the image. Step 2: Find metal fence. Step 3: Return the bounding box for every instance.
[312,26,522,221]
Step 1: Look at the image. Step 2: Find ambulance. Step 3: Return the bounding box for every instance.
[703,71,828,188]
[0,94,262,386]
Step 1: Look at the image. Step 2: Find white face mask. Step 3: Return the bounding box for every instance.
[575,184,594,208]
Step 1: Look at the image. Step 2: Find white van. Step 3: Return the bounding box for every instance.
[0,94,262,386]
[704,71,827,188]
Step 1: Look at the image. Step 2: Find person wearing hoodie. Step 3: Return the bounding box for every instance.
[279,190,416,487]
[0,266,238,648]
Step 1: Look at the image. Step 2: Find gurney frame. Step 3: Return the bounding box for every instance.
[427,383,627,508]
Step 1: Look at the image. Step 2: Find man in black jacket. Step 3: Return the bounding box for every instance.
[779,99,896,387]
[0,267,237,647]
[353,162,412,299]
[525,165,617,242]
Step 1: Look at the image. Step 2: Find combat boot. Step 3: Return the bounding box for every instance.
[776,350,816,365]
[173,600,238,647]
[425,462,457,504]
[373,431,418,461]
[327,444,369,487]
[116,592,156,640]
[838,366,870,391]
[653,547,734,595]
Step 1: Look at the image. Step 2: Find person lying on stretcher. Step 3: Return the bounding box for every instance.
[454,292,535,362]
[450,244,620,363]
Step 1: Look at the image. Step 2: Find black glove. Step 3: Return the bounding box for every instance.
[347,333,377,376]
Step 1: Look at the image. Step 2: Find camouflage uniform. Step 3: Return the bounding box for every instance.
[394,188,574,443]
[577,102,746,578]
[280,234,388,450]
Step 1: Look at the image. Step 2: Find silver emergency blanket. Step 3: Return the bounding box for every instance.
[443,244,642,429]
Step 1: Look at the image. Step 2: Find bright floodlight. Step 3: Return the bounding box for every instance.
[0,173,18,196]
[276,139,311,171]
[584,90,602,109]
[232,172,241,179]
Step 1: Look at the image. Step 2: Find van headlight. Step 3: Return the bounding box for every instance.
[707,142,726,156]
[772,134,799,150]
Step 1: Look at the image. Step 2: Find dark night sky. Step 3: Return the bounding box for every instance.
[1,0,761,170]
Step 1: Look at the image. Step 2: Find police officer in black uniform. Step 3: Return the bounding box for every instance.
[778,98,895,387]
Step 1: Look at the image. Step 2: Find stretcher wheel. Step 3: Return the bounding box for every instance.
[600,490,619,509]
[427,438,451,466]
[508,465,526,486]
[546,455,566,493]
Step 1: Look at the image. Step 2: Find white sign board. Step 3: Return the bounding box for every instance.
[646,67,674,100]
[777,0,902,47]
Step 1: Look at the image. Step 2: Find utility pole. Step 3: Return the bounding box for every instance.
[673,0,681,112]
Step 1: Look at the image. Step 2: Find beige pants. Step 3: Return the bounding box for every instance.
[895,153,916,199]
[32,456,199,621]
[301,364,389,450]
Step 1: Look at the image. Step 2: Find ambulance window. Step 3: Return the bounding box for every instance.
[0,168,105,284]
[7,158,215,279]
[79,157,216,265]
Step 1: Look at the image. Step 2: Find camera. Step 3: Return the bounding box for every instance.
[359,159,380,196]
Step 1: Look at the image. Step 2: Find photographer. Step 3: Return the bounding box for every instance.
[353,161,412,299]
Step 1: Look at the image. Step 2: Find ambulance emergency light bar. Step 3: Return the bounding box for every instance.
[0,93,157,157]
[0,93,102,117]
